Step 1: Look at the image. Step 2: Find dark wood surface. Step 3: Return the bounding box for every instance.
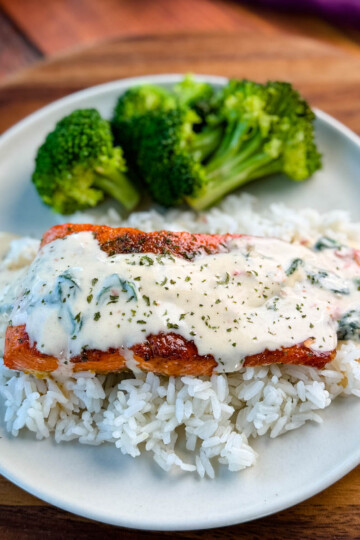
[0,5,360,539]
[2,31,360,136]
[0,9,41,79]
[0,0,360,80]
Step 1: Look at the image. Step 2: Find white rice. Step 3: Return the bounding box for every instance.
[0,192,359,477]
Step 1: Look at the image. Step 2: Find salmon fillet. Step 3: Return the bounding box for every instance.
[4,224,336,375]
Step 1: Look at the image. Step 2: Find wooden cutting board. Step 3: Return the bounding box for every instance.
[0,32,359,539]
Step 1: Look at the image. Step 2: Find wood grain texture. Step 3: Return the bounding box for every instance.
[0,9,42,78]
[1,0,360,81]
[1,0,360,58]
[0,0,262,54]
[2,32,360,135]
[0,29,359,538]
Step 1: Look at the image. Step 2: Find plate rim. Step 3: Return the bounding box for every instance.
[0,433,359,531]
[0,73,359,531]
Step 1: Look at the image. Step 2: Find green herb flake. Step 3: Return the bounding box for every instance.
[167,322,179,330]
[140,256,154,266]
[216,272,230,285]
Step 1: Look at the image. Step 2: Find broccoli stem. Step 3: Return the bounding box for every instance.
[190,125,223,162]
[205,121,250,173]
[187,149,281,211]
[186,121,284,211]
[205,131,264,179]
[94,166,140,210]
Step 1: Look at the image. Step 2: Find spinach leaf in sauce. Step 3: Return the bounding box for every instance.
[337,310,360,341]
[41,270,82,335]
[97,273,137,304]
[354,278,360,291]
[286,258,304,276]
[42,270,80,306]
[307,270,350,295]
[314,237,341,251]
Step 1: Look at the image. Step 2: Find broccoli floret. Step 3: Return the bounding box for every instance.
[186,80,322,210]
[173,75,214,107]
[114,84,176,121]
[112,80,222,167]
[123,79,321,210]
[172,76,224,162]
[111,78,321,211]
[32,109,140,214]
[134,108,206,207]
[111,81,223,206]
[112,85,176,156]
[112,86,178,193]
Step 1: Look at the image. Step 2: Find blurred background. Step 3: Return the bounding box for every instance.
[1,0,360,81]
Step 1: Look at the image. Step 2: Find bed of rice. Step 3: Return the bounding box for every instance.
[0,193,360,478]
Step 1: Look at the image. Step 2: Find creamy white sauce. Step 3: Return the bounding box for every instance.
[0,235,40,356]
[7,231,360,373]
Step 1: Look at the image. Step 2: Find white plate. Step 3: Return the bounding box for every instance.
[0,74,359,530]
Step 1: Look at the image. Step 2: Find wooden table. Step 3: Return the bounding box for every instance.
[0,4,360,539]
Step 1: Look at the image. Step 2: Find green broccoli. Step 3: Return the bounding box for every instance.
[112,79,223,203]
[114,84,176,121]
[113,78,223,166]
[32,109,140,214]
[120,79,321,210]
[172,75,217,123]
[187,80,322,210]
[134,108,206,206]
[172,76,225,163]
[112,85,177,159]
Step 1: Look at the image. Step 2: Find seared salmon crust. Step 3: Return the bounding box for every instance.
[4,224,336,375]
